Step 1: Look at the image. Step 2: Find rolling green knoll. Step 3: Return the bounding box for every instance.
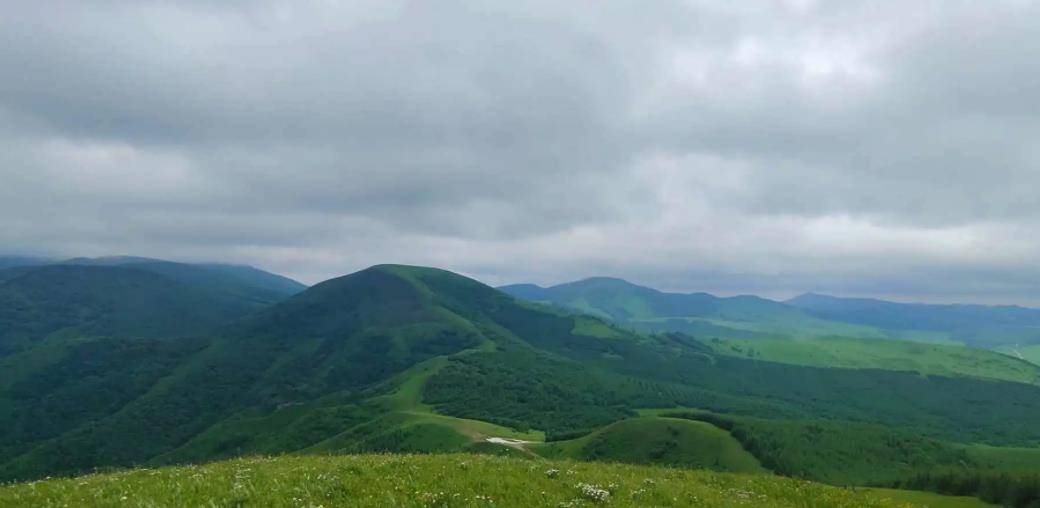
[0,454,993,508]
[531,417,767,474]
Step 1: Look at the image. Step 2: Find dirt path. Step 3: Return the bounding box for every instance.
[486,437,535,449]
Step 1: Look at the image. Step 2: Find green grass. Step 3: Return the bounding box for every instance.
[571,316,624,339]
[961,444,1040,474]
[532,417,767,474]
[709,336,1040,385]
[292,348,544,458]
[291,349,543,458]
[998,344,1040,367]
[368,345,544,443]
[0,453,986,508]
[1022,345,1040,366]
[634,316,891,339]
[865,488,994,508]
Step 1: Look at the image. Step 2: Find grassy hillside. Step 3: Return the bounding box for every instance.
[0,454,994,508]
[709,336,1040,385]
[652,410,979,485]
[0,265,490,479]
[0,259,308,450]
[962,444,1040,474]
[999,344,1040,367]
[154,354,541,466]
[426,329,1040,446]
[532,417,767,474]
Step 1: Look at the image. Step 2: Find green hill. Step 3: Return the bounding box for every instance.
[0,453,994,508]
[0,259,304,348]
[0,265,256,347]
[532,417,767,473]
[2,263,1039,501]
[0,260,307,473]
[57,256,307,306]
[652,410,982,486]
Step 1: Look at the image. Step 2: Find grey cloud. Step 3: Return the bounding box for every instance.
[2,0,1040,303]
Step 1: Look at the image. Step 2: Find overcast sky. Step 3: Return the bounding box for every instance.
[3,0,1040,303]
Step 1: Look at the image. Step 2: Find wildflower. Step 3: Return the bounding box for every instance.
[576,483,610,503]
[546,469,560,478]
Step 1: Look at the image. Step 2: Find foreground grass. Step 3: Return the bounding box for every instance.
[0,453,976,507]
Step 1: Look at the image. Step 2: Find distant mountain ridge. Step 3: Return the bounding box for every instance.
[0,256,52,270]
[500,277,797,321]
[788,292,1040,347]
[0,256,307,351]
[503,278,1040,348]
[0,255,305,289]
[0,255,306,301]
[499,277,881,339]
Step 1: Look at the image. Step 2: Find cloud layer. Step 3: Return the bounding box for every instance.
[3,0,1040,303]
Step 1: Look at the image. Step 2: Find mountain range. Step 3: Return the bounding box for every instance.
[1,258,1038,504]
[501,277,1040,350]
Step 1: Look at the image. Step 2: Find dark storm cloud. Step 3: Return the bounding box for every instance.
[2,0,1040,304]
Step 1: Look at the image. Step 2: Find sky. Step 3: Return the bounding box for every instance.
[2,0,1040,304]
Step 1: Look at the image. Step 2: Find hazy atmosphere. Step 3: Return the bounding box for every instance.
[3,0,1039,303]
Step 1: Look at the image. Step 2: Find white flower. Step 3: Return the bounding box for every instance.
[576,483,610,503]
